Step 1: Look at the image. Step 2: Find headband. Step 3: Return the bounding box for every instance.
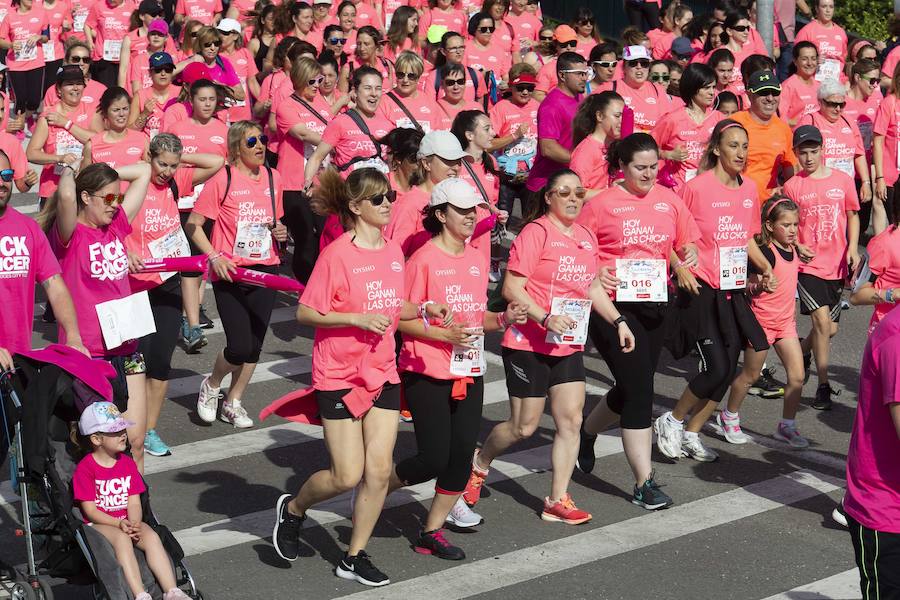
[766,197,792,218]
[720,121,745,132]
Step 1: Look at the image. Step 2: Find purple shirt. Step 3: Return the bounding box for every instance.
[845,307,900,533]
[526,87,581,192]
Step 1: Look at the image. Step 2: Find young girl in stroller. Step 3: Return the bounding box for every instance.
[72,402,190,600]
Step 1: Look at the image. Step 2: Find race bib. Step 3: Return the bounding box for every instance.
[815,59,840,82]
[233,221,272,260]
[685,168,698,182]
[54,138,84,174]
[42,42,55,62]
[103,39,122,62]
[73,12,87,31]
[96,291,157,350]
[177,182,203,210]
[15,42,37,62]
[450,327,485,376]
[352,157,390,174]
[719,246,748,291]
[507,135,536,158]
[396,118,430,133]
[825,157,854,178]
[544,297,591,345]
[615,258,667,302]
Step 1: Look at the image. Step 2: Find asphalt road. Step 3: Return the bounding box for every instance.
[1,190,869,600]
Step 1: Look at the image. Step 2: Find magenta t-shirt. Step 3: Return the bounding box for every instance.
[0,208,61,353]
[526,87,581,192]
[844,307,900,533]
[73,453,146,522]
[51,208,135,358]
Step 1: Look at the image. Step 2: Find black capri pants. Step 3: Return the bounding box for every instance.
[624,0,660,32]
[9,67,45,112]
[212,264,277,366]
[848,514,900,599]
[589,303,668,430]
[138,276,183,381]
[686,285,743,403]
[282,189,325,284]
[395,373,484,494]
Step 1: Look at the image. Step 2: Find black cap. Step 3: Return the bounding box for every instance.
[56,64,85,85]
[138,0,163,15]
[793,125,823,147]
[747,70,781,94]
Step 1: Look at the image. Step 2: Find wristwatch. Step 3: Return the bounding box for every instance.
[613,315,628,328]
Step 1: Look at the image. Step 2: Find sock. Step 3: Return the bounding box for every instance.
[683,431,699,442]
[723,409,739,421]
[666,412,683,426]
[780,418,795,428]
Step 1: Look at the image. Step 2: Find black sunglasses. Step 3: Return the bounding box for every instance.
[864,77,879,85]
[477,26,495,33]
[823,99,846,109]
[576,18,592,25]
[152,65,175,73]
[444,77,465,87]
[514,84,535,92]
[68,55,92,64]
[627,59,651,68]
[0,169,13,182]
[730,24,750,32]
[366,190,397,206]
[246,134,269,147]
[328,37,347,45]
[754,89,781,97]
[650,73,670,82]
[539,35,554,41]
[559,40,577,48]
[204,40,222,48]
[396,71,420,81]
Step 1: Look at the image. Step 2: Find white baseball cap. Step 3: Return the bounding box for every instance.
[78,401,135,435]
[417,130,470,161]
[429,178,487,209]
[623,45,650,62]
[216,18,242,34]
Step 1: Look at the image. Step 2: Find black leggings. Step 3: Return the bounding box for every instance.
[395,373,484,494]
[282,190,325,283]
[42,59,62,93]
[138,276,183,381]
[589,303,667,430]
[212,266,277,365]
[9,67,45,112]
[688,317,741,403]
[624,0,660,32]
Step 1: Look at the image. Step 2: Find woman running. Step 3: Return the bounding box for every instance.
[462,168,635,524]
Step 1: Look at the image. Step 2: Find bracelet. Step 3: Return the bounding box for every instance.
[887,288,895,304]
[875,176,884,180]
[63,119,72,131]
[613,315,627,328]
[206,251,222,263]
[497,311,508,331]
[419,300,435,330]
[540,312,551,328]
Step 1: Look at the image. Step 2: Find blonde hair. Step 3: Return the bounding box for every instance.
[290,56,322,91]
[196,25,222,50]
[312,167,390,229]
[394,50,424,77]
[227,120,263,164]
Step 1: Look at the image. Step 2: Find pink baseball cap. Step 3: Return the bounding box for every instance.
[78,401,134,435]
[147,18,168,36]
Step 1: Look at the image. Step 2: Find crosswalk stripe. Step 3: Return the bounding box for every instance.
[340,470,843,600]
[758,568,859,599]
[174,430,627,557]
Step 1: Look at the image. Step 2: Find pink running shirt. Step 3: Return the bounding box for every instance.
[73,453,146,522]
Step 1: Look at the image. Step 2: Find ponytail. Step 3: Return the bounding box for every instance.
[310,167,390,230]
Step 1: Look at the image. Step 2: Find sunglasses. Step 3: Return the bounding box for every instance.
[675,53,692,61]
[650,73,670,82]
[446,45,465,52]
[593,60,617,68]
[152,65,175,74]
[559,40,577,48]
[754,89,781,97]
[559,68,590,77]
[366,190,397,206]
[539,35,554,42]
[576,19,592,25]
[204,40,222,48]
[478,26,495,33]
[328,37,347,45]
[444,77,466,87]
[550,186,587,199]
[0,169,13,182]
[823,99,846,109]
[68,55,92,64]
[864,77,879,85]
[396,71,420,81]
[246,134,269,147]
[627,59,650,68]
[514,84,535,92]
[730,24,751,32]
[308,75,324,86]
[91,192,125,206]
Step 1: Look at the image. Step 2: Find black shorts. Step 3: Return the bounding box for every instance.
[316,382,401,420]
[797,273,843,322]
[501,348,585,399]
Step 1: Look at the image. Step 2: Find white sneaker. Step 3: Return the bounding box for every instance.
[654,412,684,459]
[220,400,254,428]
[774,422,809,448]
[831,503,848,527]
[681,433,719,462]
[197,376,221,423]
[445,497,483,528]
[716,412,751,444]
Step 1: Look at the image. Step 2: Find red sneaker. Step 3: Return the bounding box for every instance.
[461,451,489,506]
[541,493,592,525]
[399,410,413,423]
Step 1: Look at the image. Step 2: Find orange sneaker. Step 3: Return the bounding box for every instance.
[399,409,413,423]
[461,451,489,506]
[541,493,592,525]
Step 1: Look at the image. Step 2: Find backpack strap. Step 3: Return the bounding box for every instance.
[290,93,329,125]
[461,158,491,204]
[386,91,424,132]
[219,164,232,206]
[218,164,276,221]
[334,109,383,172]
[167,176,179,201]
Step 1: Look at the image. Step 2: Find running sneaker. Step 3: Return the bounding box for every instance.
[748,367,785,398]
[199,307,214,329]
[831,502,848,528]
[681,433,719,462]
[774,422,810,448]
[802,349,812,384]
[183,323,207,354]
[414,529,465,560]
[488,260,502,283]
[576,427,598,474]
[840,299,850,311]
[461,450,488,506]
[220,401,254,428]
[540,493,592,525]
[399,409,413,423]
[716,412,751,444]
[632,472,673,510]
[135,592,152,600]
[197,376,221,423]
[445,497,483,528]
[335,551,390,587]
[144,429,172,457]
[163,588,192,600]
[654,412,684,459]
[272,494,305,561]
[812,383,838,411]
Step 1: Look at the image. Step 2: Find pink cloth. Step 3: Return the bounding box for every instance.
[212,266,305,293]
[14,343,116,400]
[527,87,581,192]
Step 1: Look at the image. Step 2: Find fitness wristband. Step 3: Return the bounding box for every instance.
[613,315,628,328]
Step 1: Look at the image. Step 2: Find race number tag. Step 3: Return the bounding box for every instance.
[73,12,87,31]
[233,221,272,260]
[15,42,37,61]
[719,246,748,290]
[148,226,191,281]
[54,137,84,174]
[684,168,698,182]
[615,259,667,302]
[825,157,854,178]
[450,327,485,376]
[103,39,122,61]
[42,42,55,62]
[815,59,840,82]
[544,297,591,345]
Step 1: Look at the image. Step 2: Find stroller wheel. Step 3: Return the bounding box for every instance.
[10,580,37,600]
[36,577,54,600]
[192,589,204,600]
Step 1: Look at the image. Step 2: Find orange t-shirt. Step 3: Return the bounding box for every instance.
[731,110,797,196]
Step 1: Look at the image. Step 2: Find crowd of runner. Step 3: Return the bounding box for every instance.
[0,0,898,594]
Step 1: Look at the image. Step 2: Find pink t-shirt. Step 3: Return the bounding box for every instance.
[89,129,148,168]
[165,117,229,157]
[597,79,675,132]
[175,0,222,24]
[222,47,258,123]
[38,103,92,198]
[864,226,900,333]
[535,57,557,94]
[794,20,847,68]
[419,7,466,36]
[124,28,177,61]
[844,88,881,164]
[779,75,820,125]
[384,185,429,257]
[126,168,194,291]
[134,86,175,138]
[505,11,541,52]
[0,5,49,71]
[883,45,900,82]
[159,99,189,131]
[192,165,284,267]
[751,243,799,340]
[275,92,330,191]
[377,90,442,133]
[301,232,404,391]
[651,30,675,60]
[0,131,30,180]
[42,0,69,64]
[399,241,489,379]
[844,306,900,534]
[51,208,135,357]
[85,0,134,63]
[796,111,864,179]
[73,453,145,522]
[679,170,760,289]
[43,78,106,116]
[570,135,610,191]
[63,0,93,42]
[652,108,725,190]
[490,97,538,175]
[873,93,900,185]
[321,111,391,174]
[0,208,61,353]
[464,41,511,80]
[434,97,482,130]
[501,215,598,357]
[784,169,860,280]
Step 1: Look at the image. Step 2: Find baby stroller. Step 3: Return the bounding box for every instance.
[0,349,204,600]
